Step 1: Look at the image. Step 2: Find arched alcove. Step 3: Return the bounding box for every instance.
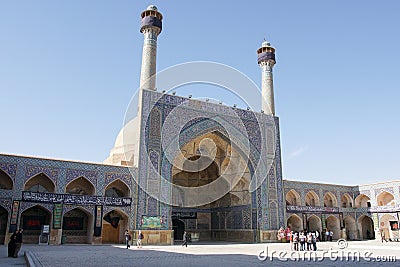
[287,214,302,232]
[0,169,13,190]
[63,208,93,244]
[341,193,353,208]
[286,189,301,206]
[355,194,371,208]
[66,176,95,195]
[21,205,51,243]
[305,191,320,207]
[344,215,357,240]
[357,215,374,240]
[102,209,129,244]
[105,179,130,197]
[326,215,340,240]
[307,214,322,232]
[24,173,55,193]
[323,192,338,207]
[376,191,395,206]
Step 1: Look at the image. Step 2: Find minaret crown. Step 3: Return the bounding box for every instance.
[140,5,163,33]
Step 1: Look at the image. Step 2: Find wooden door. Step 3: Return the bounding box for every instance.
[102,224,120,243]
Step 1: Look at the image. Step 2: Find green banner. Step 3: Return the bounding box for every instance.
[321,214,326,230]
[53,203,63,229]
[372,213,379,230]
[141,216,162,229]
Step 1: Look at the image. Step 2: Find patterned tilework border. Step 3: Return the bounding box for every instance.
[105,172,132,189]
[25,165,59,183]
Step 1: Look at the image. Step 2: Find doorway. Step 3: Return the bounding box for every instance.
[172,219,185,240]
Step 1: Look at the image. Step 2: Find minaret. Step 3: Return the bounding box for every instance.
[257,40,276,115]
[139,5,163,90]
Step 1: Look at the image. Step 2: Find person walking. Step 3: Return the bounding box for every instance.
[182,231,189,247]
[14,229,23,258]
[325,229,330,242]
[136,230,143,248]
[8,231,16,257]
[329,230,333,241]
[124,230,131,249]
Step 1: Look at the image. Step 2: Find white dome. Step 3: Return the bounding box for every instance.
[114,117,139,147]
[104,117,140,166]
[147,5,158,11]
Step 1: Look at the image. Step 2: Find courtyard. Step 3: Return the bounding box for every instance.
[0,240,399,267]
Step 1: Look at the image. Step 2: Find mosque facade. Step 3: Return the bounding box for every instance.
[0,5,399,245]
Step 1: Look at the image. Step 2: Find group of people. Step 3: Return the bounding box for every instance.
[8,228,23,258]
[124,230,144,249]
[277,227,336,251]
[289,231,319,251]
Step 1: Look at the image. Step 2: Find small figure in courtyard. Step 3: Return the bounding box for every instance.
[182,231,189,247]
[299,232,306,251]
[315,230,320,241]
[312,232,317,251]
[14,228,23,258]
[329,230,333,241]
[325,229,330,242]
[125,230,131,249]
[292,232,299,251]
[307,232,312,250]
[137,230,144,248]
[381,230,386,242]
[8,230,17,257]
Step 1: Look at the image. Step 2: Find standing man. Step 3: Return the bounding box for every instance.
[182,231,188,247]
[124,230,131,249]
[14,229,23,258]
[312,232,317,251]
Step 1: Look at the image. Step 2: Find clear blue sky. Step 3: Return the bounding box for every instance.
[1,1,399,185]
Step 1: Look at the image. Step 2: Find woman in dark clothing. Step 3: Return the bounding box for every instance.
[8,231,17,257]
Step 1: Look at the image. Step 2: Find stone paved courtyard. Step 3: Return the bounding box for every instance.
[1,240,399,267]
